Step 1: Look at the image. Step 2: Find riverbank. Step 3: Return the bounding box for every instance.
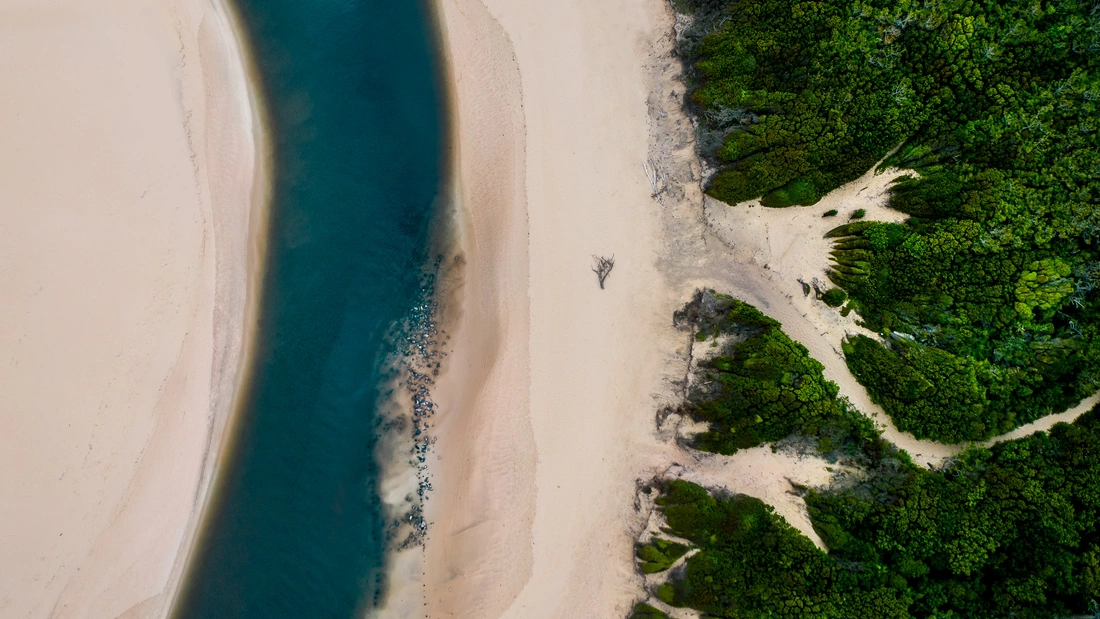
[400,0,687,617]
[0,1,266,617]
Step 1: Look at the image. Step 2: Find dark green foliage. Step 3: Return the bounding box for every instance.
[681,0,923,204]
[823,209,839,217]
[678,0,1100,441]
[842,331,1091,442]
[656,583,676,605]
[628,603,670,619]
[809,408,1100,618]
[822,288,848,307]
[636,538,691,573]
[849,208,867,220]
[863,222,910,250]
[825,221,875,238]
[653,480,910,618]
[844,335,1006,442]
[761,178,820,207]
[829,210,1100,440]
[682,292,878,455]
[655,410,1100,617]
[683,0,1100,210]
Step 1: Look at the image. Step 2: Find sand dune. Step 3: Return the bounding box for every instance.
[0,1,265,617]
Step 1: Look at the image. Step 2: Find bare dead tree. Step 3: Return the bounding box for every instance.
[592,255,615,289]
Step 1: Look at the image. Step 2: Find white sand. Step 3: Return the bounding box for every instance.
[0,1,265,617]
[396,0,1100,617]
[407,1,686,617]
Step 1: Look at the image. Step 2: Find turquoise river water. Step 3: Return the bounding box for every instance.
[172,1,446,616]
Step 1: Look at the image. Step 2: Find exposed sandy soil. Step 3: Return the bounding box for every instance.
[0,1,265,617]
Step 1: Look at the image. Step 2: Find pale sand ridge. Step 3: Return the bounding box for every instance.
[408,0,685,617]
[375,0,534,614]
[0,1,266,617]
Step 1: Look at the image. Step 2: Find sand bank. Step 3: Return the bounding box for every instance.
[0,1,265,617]
[406,0,688,617]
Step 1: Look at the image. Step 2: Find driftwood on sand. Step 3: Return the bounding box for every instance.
[592,255,615,289]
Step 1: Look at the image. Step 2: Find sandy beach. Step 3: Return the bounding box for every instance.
[0,1,265,617]
[406,0,685,616]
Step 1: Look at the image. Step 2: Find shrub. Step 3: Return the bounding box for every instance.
[761,178,820,207]
[823,209,838,217]
[863,223,908,251]
[843,335,1001,442]
[656,583,675,605]
[628,603,669,619]
[849,208,866,220]
[636,538,690,573]
[822,288,848,307]
[683,292,879,456]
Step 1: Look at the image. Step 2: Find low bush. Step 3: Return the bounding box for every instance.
[821,288,848,307]
[636,538,690,573]
[628,603,669,619]
[761,178,820,207]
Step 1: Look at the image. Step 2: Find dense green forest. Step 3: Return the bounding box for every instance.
[679,0,1100,442]
[679,291,879,455]
[632,407,1100,618]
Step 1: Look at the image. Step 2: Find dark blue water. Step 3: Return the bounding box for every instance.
[172,1,445,617]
